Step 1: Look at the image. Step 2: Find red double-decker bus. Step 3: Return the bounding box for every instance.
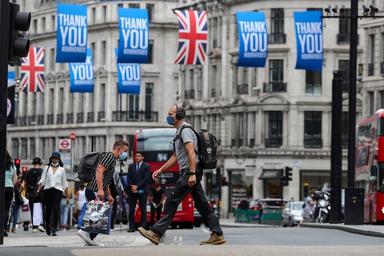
[132,128,194,228]
[356,109,384,223]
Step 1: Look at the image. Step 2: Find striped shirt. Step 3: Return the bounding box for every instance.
[86,152,117,192]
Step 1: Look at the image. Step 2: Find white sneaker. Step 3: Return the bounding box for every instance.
[77,230,93,246]
[32,229,38,233]
[37,226,45,232]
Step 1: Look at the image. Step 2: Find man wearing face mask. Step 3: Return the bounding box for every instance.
[77,140,129,246]
[138,104,225,245]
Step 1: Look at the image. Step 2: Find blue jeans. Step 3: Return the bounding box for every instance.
[11,201,20,228]
[60,200,69,227]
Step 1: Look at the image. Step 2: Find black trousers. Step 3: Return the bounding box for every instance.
[44,188,62,232]
[4,187,13,230]
[128,193,147,229]
[151,170,223,237]
[150,203,162,223]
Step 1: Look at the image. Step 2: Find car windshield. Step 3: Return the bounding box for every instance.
[291,202,303,210]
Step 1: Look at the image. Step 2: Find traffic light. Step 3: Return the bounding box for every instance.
[285,166,292,181]
[280,176,289,187]
[14,158,20,172]
[8,2,31,66]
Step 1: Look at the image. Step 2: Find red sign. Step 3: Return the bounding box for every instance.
[59,139,71,150]
[69,132,76,140]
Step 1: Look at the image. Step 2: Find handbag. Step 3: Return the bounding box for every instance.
[35,189,45,203]
[35,166,49,203]
[82,200,112,235]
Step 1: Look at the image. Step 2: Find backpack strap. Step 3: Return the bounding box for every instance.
[173,124,199,155]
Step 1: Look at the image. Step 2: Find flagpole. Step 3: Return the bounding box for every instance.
[0,0,10,245]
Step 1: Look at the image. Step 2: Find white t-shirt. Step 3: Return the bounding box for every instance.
[39,165,68,192]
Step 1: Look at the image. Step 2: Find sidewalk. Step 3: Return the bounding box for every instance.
[301,222,384,238]
[219,217,269,228]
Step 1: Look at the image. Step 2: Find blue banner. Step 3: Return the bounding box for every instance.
[7,71,15,87]
[294,11,323,71]
[117,63,141,94]
[237,12,268,67]
[118,8,149,63]
[69,48,94,93]
[7,71,15,124]
[56,4,88,63]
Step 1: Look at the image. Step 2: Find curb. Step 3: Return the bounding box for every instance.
[301,223,384,238]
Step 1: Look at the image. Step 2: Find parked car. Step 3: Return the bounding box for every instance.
[281,201,304,227]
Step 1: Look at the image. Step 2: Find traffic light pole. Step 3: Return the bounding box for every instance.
[347,0,358,190]
[0,1,10,245]
[330,71,343,223]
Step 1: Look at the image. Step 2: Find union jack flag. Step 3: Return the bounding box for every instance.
[20,47,45,92]
[175,9,208,65]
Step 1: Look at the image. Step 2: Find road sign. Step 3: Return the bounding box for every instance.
[59,139,71,150]
[69,132,76,140]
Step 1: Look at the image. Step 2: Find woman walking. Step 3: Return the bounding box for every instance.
[39,152,68,236]
[4,151,17,237]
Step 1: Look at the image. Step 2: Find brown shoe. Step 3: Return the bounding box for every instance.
[200,233,226,245]
[11,228,16,233]
[138,227,161,245]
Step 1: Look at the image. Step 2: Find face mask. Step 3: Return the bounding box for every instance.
[166,115,176,125]
[51,162,59,167]
[119,151,128,161]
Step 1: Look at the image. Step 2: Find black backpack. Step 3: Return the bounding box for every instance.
[176,125,219,170]
[78,152,103,182]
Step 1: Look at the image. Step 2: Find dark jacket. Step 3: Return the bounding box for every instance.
[127,162,151,194]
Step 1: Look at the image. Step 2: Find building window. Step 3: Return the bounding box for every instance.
[42,17,46,33]
[51,15,55,31]
[100,83,106,111]
[30,137,36,158]
[101,40,106,65]
[21,138,28,159]
[50,48,55,71]
[90,136,96,152]
[12,138,19,158]
[91,42,96,65]
[91,7,96,24]
[33,19,37,34]
[369,91,374,116]
[148,40,154,63]
[128,95,139,112]
[102,5,107,23]
[129,3,140,8]
[368,34,375,76]
[145,83,154,114]
[59,88,64,114]
[304,111,322,148]
[338,9,351,44]
[264,59,286,92]
[270,9,285,44]
[49,88,54,114]
[146,4,154,23]
[305,71,322,95]
[265,111,283,148]
[338,59,350,92]
[380,90,384,108]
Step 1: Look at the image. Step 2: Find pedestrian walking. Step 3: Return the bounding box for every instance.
[138,104,226,245]
[60,191,71,230]
[74,184,87,228]
[22,157,45,233]
[3,151,18,237]
[77,140,129,246]
[126,152,151,232]
[38,152,68,236]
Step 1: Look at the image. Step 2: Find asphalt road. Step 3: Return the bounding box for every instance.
[1,227,384,256]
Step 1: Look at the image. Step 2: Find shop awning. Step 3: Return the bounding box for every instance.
[258,169,283,180]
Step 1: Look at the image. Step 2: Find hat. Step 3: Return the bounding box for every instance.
[32,157,42,165]
[50,152,61,159]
